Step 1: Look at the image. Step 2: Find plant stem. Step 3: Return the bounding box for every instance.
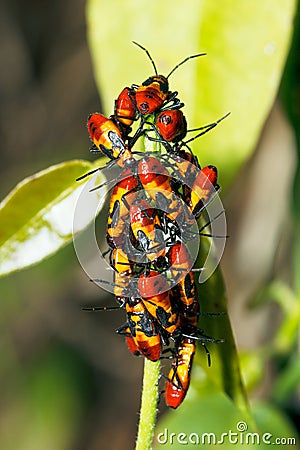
[135,359,160,450]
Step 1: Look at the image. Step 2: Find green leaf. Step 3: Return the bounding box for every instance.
[194,233,250,417]
[86,0,296,187]
[0,159,106,277]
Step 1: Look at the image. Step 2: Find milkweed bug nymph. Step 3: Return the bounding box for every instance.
[132,41,205,115]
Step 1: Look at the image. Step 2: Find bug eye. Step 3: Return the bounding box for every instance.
[160,114,171,125]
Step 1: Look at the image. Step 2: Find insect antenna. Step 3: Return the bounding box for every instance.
[182,112,230,146]
[132,41,158,75]
[188,112,230,134]
[201,342,211,367]
[76,167,100,181]
[82,305,122,312]
[167,53,206,79]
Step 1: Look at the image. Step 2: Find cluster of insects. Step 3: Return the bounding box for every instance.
[79,42,228,409]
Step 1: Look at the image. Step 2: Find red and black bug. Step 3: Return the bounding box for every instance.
[164,337,196,408]
[110,253,174,361]
[165,243,199,312]
[106,168,141,250]
[163,287,222,408]
[130,198,166,261]
[112,87,149,148]
[87,113,132,161]
[138,270,180,335]
[133,42,205,115]
[111,249,162,361]
[165,242,194,281]
[161,150,219,220]
[88,247,164,361]
[114,87,137,128]
[109,247,137,301]
[137,155,195,229]
[122,298,163,361]
[74,112,140,184]
[156,109,187,143]
[188,165,219,218]
[155,110,230,151]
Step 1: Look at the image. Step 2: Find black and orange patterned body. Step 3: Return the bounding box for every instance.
[80,42,225,410]
[138,271,180,334]
[189,165,218,218]
[164,338,196,408]
[87,113,132,163]
[156,109,187,143]
[130,199,165,261]
[106,169,139,249]
[135,75,169,114]
[114,87,137,127]
[138,156,193,227]
[125,298,162,361]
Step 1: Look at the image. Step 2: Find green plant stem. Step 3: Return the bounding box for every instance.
[135,359,160,450]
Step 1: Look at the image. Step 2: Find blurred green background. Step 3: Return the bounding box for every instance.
[0,1,299,449]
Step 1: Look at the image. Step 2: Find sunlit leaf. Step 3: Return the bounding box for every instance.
[0,159,106,277]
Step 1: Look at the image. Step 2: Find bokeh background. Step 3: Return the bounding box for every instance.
[0,1,299,449]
